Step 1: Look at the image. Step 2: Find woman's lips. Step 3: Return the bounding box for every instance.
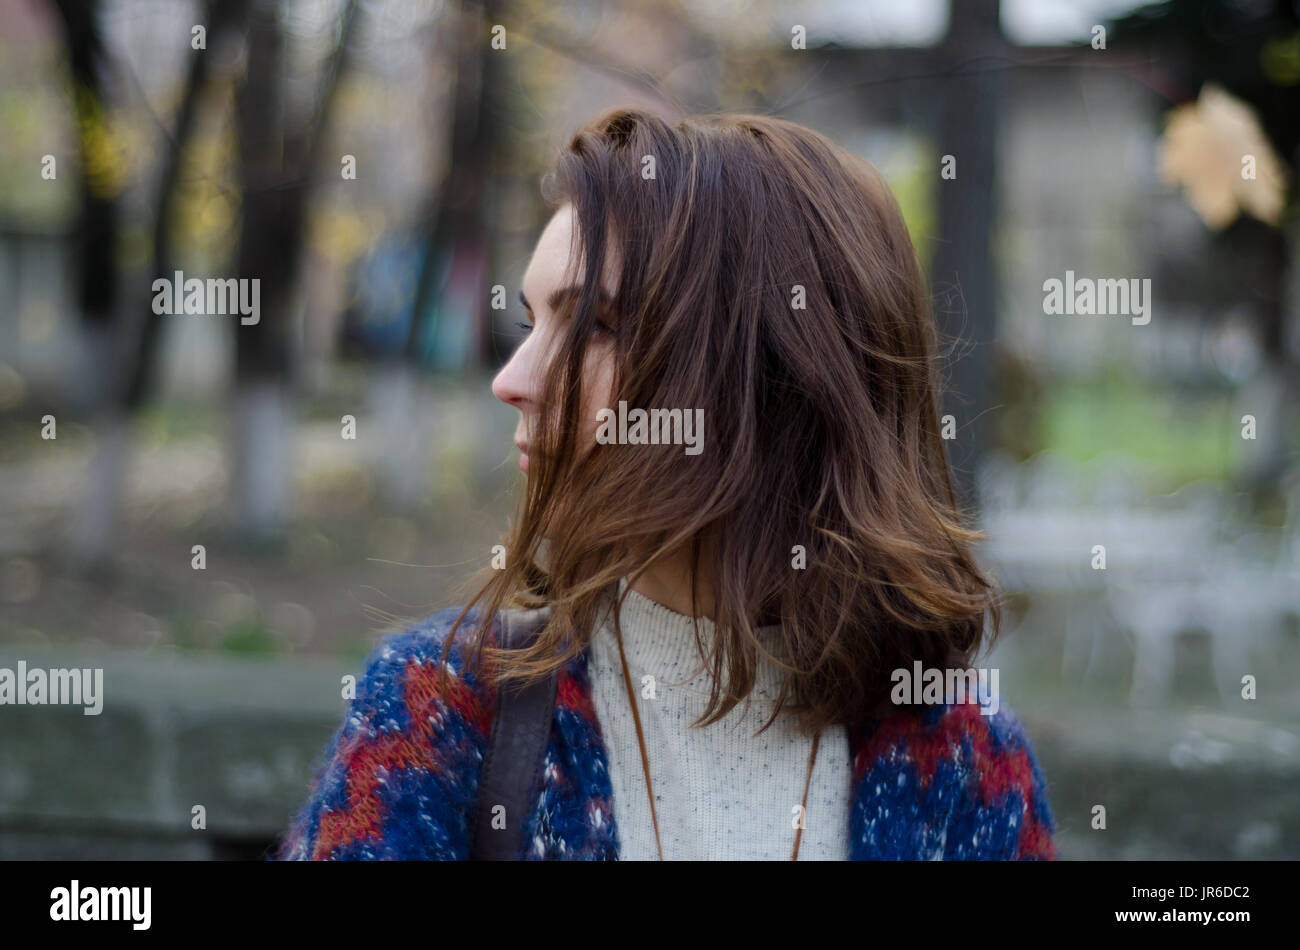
[515,442,529,474]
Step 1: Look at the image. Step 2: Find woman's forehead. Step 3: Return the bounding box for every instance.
[523,204,619,310]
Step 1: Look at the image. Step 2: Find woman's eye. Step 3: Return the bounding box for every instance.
[516,320,532,334]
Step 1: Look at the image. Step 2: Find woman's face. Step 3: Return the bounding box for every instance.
[492,203,618,476]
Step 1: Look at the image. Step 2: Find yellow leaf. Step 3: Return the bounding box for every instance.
[1155,82,1288,230]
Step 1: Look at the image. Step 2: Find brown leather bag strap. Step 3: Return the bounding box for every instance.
[469,606,557,860]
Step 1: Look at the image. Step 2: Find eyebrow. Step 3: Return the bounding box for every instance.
[519,285,613,314]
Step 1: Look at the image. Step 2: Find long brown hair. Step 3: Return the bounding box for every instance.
[441,106,1000,737]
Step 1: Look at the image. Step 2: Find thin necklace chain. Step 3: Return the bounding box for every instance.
[612,619,821,861]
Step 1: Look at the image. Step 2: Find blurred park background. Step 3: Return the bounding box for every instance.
[1,0,1298,860]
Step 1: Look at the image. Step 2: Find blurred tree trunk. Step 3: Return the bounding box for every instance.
[930,0,1003,514]
[230,0,358,544]
[57,0,246,570]
[51,0,118,343]
[51,0,122,570]
[124,0,248,411]
[370,0,501,510]
[231,0,292,546]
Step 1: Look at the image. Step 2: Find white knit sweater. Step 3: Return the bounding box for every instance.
[585,579,850,860]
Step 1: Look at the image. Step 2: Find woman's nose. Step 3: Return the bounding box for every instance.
[491,340,533,410]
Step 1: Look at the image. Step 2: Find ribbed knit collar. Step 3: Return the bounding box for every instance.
[596,577,789,702]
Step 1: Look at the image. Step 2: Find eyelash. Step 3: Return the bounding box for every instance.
[516,317,613,336]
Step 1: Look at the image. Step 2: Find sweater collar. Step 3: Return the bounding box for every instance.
[596,577,789,702]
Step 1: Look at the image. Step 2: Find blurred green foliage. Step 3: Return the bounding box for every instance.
[1039,370,1240,489]
[218,618,278,657]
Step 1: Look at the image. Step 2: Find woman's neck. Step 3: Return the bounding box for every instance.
[627,553,716,620]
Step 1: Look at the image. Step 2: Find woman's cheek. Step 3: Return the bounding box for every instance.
[581,340,617,445]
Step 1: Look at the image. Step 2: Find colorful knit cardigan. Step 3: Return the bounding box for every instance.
[275,606,1057,860]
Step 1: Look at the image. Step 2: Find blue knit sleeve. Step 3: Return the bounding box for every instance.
[273,607,498,860]
[938,703,1057,860]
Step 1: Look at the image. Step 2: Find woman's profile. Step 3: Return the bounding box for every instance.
[275,107,1056,861]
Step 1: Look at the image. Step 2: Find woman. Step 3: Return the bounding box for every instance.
[276,107,1056,861]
